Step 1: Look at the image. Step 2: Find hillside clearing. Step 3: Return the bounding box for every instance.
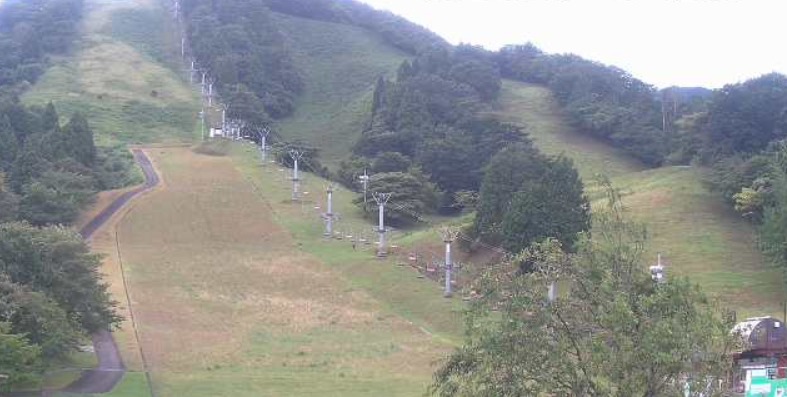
[273,13,408,168]
[112,146,460,396]
[496,79,786,319]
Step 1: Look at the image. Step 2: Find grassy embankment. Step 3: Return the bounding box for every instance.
[273,13,408,168]
[494,79,786,319]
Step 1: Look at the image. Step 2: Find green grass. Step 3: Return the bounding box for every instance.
[109,146,460,396]
[232,143,465,342]
[22,0,200,145]
[273,13,408,168]
[496,79,787,319]
[53,372,152,397]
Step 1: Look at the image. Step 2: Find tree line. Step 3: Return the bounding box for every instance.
[0,0,125,389]
[182,0,303,124]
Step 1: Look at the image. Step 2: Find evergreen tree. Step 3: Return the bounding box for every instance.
[61,112,96,166]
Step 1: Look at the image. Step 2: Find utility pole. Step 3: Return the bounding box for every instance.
[441,227,459,297]
[181,36,185,59]
[200,71,207,95]
[189,59,195,84]
[324,183,336,237]
[289,150,304,201]
[358,169,370,205]
[373,192,392,257]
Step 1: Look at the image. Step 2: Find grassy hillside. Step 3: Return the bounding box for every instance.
[22,0,200,145]
[109,146,460,396]
[273,13,408,168]
[495,79,786,319]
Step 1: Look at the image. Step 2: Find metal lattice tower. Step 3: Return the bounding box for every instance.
[373,192,392,257]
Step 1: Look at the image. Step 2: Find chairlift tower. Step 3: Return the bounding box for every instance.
[324,184,336,237]
[220,104,228,133]
[259,127,270,164]
[207,79,214,106]
[373,192,392,257]
[359,169,370,205]
[289,150,304,201]
[199,107,205,141]
[441,227,459,297]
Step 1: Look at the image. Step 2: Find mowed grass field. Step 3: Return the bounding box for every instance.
[496,79,786,318]
[273,13,408,168]
[22,0,199,145]
[112,146,461,396]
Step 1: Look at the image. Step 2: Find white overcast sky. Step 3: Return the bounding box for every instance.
[355,0,787,89]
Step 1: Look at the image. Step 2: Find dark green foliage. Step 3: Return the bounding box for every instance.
[92,146,143,190]
[699,73,787,161]
[347,45,518,208]
[0,322,41,390]
[501,156,589,252]
[182,0,302,120]
[0,222,120,332]
[335,156,370,188]
[356,170,439,224]
[498,44,667,166]
[0,174,18,223]
[0,0,83,89]
[371,151,409,173]
[271,140,328,177]
[0,277,82,359]
[61,113,96,166]
[432,188,734,397]
[19,170,95,226]
[265,0,449,55]
[473,145,589,252]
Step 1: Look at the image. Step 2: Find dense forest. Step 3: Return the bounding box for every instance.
[0,0,124,389]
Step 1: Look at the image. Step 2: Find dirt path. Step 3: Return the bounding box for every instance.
[57,149,159,394]
[3,149,161,397]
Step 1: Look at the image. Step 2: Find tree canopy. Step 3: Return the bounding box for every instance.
[474,144,590,252]
[433,184,735,397]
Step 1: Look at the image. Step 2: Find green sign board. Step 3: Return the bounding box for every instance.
[748,375,787,396]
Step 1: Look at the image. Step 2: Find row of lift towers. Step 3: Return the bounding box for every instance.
[175,0,459,299]
[174,2,787,393]
[287,151,460,298]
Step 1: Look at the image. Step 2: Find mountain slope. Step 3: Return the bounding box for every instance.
[496,79,786,319]
[22,0,199,145]
[273,12,408,167]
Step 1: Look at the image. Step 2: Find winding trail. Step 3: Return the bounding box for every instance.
[62,149,159,394]
[6,149,159,397]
